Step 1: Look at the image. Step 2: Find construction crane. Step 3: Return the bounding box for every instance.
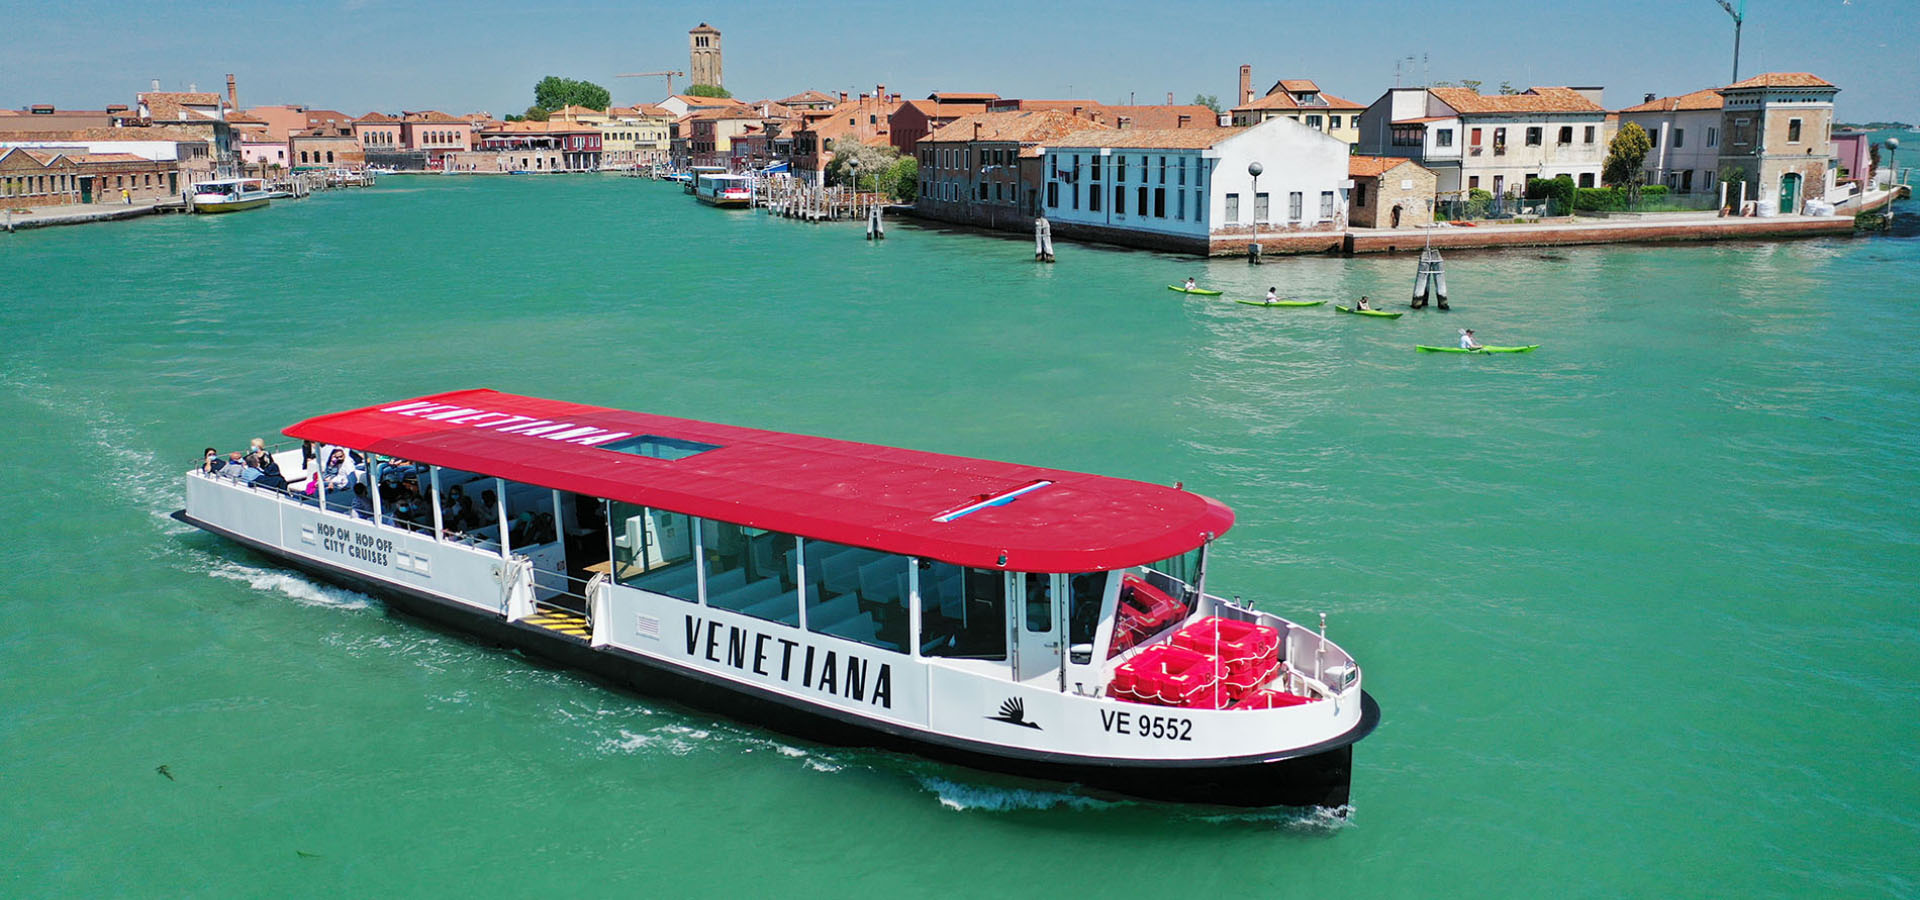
[618,71,685,96]
[1713,0,1746,83]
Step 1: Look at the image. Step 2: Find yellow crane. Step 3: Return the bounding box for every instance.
[618,71,685,96]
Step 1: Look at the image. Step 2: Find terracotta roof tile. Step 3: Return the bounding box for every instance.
[1094,105,1220,129]
[354,111,399,123]
[1723,72,1835,90]
[1232,85,1364,113]
[922,109,1107,146]
[780,90,836,104]
[1430,86,1605,115]
[1349,155,1416,178]
[1040,125,1243,150]
[1618,88,1725,113]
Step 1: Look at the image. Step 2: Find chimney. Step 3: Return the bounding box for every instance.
[227,74,238,109]
[1644,92,1656,104]
[1239,64,1253,106]
[151,78,160,91]
[839,91,848,103]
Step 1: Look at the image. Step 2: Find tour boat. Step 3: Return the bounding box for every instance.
[190,178,272,214]
[174,390,1378,808]
[693,173,753,208]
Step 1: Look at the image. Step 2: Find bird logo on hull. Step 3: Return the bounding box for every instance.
[987,697,1042,729]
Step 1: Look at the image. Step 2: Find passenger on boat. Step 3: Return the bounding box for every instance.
[248,452,288,491]
[1356,295,1372,311]
[300,440,318,471]
[350,483,373,520]
[1184,277,1198,291]
[201,447,223,474]
[218,451,251,480]
[443,485,478,532]
[1266,287,1279,303]
[249,437,267,457]
[1460,328,1482,350]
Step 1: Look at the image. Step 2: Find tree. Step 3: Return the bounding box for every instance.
[824,137,901,192]
[1192,94,1223,115]
[1497,81,1517,95]
[533,76,611,112]
[686,84,732,99]
[1603,121,1652,206]
[1460,79,1484,93]
[883,156,918,202]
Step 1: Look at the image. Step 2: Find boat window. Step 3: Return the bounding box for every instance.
[432,466,501,552]
[802,539,907,653]
[1067,572,1107,664]
[700,519,798,624]
[1145,547,1202,595]
[609,501,696,601]
[917,561,1007,660]
[603,434,722,461]
[370,455,432,535]
[1022,573,1053,632]
[501,479,559,549]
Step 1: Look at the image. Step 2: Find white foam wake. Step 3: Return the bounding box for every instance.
[915,775,1123,812]
[207,559,372,610]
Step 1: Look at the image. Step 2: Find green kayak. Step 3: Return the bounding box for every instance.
[1235,298,1326,308]
[1334,305,1403,319]
[1168,285,1223,296]
[1416,344,1540,354]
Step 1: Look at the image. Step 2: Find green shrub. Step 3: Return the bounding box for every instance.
[1465,188,1493,218]
[1526,176,1575,213]
[1573,187,1625,210]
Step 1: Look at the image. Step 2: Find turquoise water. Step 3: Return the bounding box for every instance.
[3,175,1916,897]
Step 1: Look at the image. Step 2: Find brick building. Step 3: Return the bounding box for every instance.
[1714,72,1838,215]
[1347,155,1437,228]
[0,146,184,207]
[1230,69,1366,145]
[889,93,999,153]
[915,110,1106,229]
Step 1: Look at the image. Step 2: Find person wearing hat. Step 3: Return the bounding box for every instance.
[1459,328,1483,351]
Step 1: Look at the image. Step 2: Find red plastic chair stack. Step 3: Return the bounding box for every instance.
[1233,689,1318,710]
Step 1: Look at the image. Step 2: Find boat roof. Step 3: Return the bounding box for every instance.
[285,389,1234,572]
[698,173,751,181]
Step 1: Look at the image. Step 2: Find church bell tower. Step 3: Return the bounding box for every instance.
[689,23,723,89]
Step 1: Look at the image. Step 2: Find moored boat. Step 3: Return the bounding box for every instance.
[190,178,272,214]
[693,173,753,208]
[174,390,1377,808]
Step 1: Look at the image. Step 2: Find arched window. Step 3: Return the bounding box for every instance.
[326,151,334,163]
[300,151,308,163]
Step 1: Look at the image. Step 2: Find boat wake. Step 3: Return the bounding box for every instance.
[207,559,373,611]
[915,775,1125,812]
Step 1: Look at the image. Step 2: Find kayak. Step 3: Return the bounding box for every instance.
[1168,285,1223,296]
[1234,299,1326,308]
[1416,345,1540,354]
[1334,306,1403,319]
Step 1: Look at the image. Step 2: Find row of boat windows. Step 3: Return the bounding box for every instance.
[608,501,1196,661]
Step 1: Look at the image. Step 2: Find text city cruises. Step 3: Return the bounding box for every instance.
[175,390,1379,808]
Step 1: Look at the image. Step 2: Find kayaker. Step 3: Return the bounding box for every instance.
[1265,287,1279,304]
[1356,295,1372,311]
[1459,328,1483,351]
[1184,277,1198,292]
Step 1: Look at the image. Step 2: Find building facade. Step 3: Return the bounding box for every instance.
[1714,73,1838,215]
[1230,70,1365,145]
[1616,89,1725,194]
[1039,116,1351,256]
[1347,155,1437,228]
[290,134,363,169]
[0,146,183,206]
[400,111,475,163]
[915,110,1107,229]
[352,112,403,154]
[1357,86,1609,199]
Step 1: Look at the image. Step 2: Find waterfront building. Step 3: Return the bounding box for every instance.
[612,105,673,166]
[1230,68,1366,145]
[1356,85,1609,201]
[654,94,744,118]
[1,128,215,184]
[238,139,289,172]
[352,112,403,153]
[889,93,999,154]
[290,133,363,170]
[243,105,311,142]
[1713,73,1839,215]
[915,109,1107,228]
[1831,130,1871,195]
[1347,155,1438,228]
[684,108,765,169]
[1039,115,1351,256]
[789,88,901,186]
[135,90,236,176]
[689,22,723,89]
[1616,89,1726,195]
[475,120,601,172]
[0,146,183,206]
[400,111,476,165]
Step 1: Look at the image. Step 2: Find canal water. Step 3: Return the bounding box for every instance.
[3,172,1915,897]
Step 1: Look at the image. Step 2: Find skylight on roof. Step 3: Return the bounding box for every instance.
[604,434,722,461]
[933,481,1054,523]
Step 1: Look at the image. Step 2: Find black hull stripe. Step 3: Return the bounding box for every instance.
[175,510,1379,806]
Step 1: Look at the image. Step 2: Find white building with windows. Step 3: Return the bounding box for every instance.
[1356,86,1609,200]
[1617,89,1725,195]
[1037,116,1350,256]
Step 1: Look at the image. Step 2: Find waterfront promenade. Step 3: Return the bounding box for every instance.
[3,199,165,231]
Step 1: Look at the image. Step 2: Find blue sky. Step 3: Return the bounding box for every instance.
[5,0,1914,120]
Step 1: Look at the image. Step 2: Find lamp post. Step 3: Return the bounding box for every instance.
[848,155,861,197]
[1247,160,1264,264]
[1888,137,1901,190]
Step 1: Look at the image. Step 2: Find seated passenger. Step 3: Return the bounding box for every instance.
[201,447,223,475]
[350,483,373,520]
[248,452,288,491]
[218,451,250,480]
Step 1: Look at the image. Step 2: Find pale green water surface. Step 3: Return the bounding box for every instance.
[2,173,1916,897]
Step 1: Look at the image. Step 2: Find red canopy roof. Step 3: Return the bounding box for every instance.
[285,390,1233,572]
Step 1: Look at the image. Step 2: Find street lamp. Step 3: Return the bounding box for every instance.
[848,155,861,196]
[1247,160,1264,264]
[1888,137,1901,190]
